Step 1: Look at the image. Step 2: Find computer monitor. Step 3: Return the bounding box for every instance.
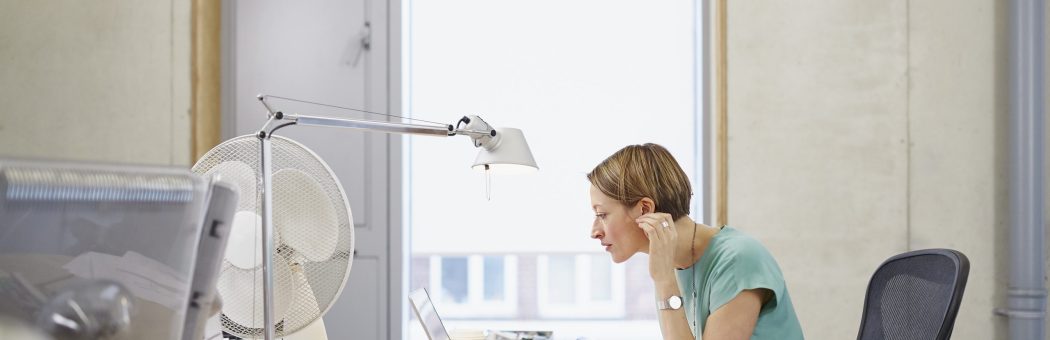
[0,158,237,340]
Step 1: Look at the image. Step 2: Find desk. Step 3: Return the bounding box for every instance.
[408,319,661,340]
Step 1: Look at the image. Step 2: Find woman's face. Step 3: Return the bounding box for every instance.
[589,185,648,263]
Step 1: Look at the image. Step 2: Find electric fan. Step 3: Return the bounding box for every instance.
[191,135,353,338]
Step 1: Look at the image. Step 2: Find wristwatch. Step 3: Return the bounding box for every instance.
[656,295,683,310]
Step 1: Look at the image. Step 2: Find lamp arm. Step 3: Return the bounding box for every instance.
[258,112,495,142]
[294,114,451,136]
[254,94,494,140]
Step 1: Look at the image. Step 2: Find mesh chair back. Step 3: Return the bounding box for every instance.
[857,249,969,340]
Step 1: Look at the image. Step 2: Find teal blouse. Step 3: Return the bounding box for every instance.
[675,226,804,339]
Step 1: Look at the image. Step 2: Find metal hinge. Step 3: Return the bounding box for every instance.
[349,21,372,67]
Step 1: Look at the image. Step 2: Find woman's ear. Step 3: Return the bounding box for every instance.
[636,197,655,215]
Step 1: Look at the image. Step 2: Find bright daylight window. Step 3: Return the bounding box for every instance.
[405,1,704,339]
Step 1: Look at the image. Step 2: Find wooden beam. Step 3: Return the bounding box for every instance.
[715,0,728,227]
[191,0,221,163]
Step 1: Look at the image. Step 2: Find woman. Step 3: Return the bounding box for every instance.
[587,144,803,340]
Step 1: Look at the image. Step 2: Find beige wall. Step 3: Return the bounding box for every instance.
[725,1,1045,339]
[909,1,1008,339]
[0,1,191,166]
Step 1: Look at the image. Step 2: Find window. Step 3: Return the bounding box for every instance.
[439,257,469,304]
[406,1,704,338]
[428,255,518,317]
[537,254,626,318]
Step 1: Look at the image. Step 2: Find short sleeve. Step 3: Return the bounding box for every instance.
[707,238,786,313]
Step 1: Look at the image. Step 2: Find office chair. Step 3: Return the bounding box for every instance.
[857,249,969,340]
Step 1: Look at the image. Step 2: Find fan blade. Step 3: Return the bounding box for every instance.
[293,264,322,318]
[224,211,284,270]
[217,259,297,329]
[272,169,339,262]
[225,211,262,269]
[203,161,258,213]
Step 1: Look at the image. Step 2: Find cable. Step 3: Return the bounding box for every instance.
[262,94,448,126]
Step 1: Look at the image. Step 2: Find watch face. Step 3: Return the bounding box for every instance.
[669,295,683,309]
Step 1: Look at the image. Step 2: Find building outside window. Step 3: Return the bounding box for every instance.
[427,255,518,318]
[536,254,625,319]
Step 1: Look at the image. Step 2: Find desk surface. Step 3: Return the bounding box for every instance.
[409,319,661,340]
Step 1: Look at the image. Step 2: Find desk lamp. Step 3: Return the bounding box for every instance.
[252,94,537,340]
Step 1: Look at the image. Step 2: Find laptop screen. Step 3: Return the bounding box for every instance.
[409,288,451,340]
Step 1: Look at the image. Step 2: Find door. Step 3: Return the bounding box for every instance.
[222,1,401,338]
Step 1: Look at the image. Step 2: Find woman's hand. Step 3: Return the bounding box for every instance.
[636,212,678,282]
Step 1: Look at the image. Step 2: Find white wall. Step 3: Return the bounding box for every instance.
[0,1,191,166]
[725,1,1046,339]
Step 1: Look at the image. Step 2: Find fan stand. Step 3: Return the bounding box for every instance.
[283,317,329,340]
[253,94,499,340]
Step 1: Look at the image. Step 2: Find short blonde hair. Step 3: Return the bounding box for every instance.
[587,143,692,220]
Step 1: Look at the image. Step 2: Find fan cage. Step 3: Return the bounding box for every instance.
[192,135,354,338]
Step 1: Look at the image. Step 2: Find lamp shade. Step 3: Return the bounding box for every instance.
[472,128,538,173]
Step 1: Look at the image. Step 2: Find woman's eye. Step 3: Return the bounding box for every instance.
[596,213,607,219]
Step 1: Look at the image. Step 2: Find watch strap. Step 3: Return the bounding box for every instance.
[656,295,681,310]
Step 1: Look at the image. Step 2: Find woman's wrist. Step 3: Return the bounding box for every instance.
[650,261,677,279]
[651,272,678,290]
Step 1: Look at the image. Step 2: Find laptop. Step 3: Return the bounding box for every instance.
[409,288,453,340]
[408,288,553,340]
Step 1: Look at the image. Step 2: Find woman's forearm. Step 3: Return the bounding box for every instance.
[654,275,695,340]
